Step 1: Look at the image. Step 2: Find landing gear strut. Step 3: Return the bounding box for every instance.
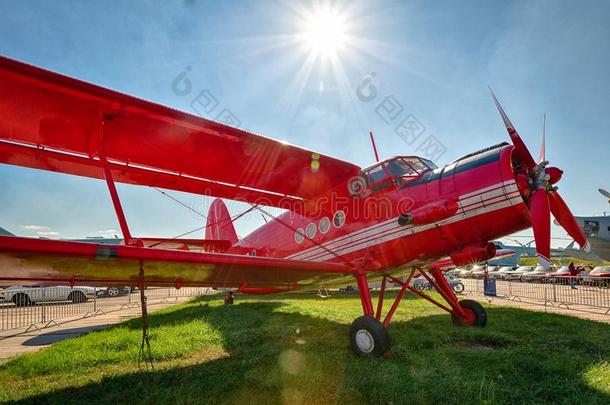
[350,266,487,356]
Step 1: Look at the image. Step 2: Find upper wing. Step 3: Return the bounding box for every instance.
[0,236,352,288]
[0,56,360,210]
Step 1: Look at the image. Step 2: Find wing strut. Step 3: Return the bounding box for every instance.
[100,123,136,246]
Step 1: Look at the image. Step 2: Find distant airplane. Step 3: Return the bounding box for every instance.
[489,240,580,267]
[571,189,610,261]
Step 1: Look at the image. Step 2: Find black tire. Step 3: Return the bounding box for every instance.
[106,287,120,297]
[349,316,390,356]
[452,299,487,327]
[452,282,465,294]
[13,293,31,307]
[69,291,87,304]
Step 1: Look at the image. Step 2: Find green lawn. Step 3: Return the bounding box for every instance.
[1,292,609,404]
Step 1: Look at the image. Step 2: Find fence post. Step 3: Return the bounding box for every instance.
[41,287,46,324]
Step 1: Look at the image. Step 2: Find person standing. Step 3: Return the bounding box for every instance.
[224,291,235,304]
[568,262,578,289]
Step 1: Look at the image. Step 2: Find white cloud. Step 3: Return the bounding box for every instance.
[21,225,50,231]
[36,231,60,237]
[97,229,119,238]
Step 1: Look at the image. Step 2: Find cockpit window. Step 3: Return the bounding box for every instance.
[360,156,434,194]
[421,159,438,169]
[364,165,387,184]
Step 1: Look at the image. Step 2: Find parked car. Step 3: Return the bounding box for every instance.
[487,266,504,279]
[0,285,97,307]
[100,286,132,297]
[469,265,488,279]
[587,266,610,286]
[492,266,515,280]
[522,266,556,282]
[505,266,534,281]
[548,266,592,285]
[457,267,473,278]
[495,266,516,280]
[410,275,464,293]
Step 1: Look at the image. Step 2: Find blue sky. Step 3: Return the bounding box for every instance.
[0,0,608,246]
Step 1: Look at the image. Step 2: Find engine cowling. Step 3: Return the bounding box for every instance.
[450,242,497,266]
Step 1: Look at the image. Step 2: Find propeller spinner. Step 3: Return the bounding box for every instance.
[490,90,591,268]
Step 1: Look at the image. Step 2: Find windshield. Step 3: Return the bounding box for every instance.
[361,156,434,193]
[384,159,413,177]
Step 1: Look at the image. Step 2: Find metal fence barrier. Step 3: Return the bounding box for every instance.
[460,276,610,315]
[0,286,211,335]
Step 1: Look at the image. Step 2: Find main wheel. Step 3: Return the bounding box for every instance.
[107,287,120,297]
[350,316,390,356]
[451,299,487,327]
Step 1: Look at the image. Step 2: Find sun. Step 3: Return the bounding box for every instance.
[301,5,348,58]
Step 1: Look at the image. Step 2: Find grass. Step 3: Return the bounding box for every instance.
[0,291,609,404]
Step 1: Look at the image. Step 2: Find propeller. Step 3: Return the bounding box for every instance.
[490,90,591,268]
[600,188,610,204]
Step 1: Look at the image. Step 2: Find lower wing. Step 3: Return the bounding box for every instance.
[0,236,352,289]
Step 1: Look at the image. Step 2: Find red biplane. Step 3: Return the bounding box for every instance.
[0,56,590,356]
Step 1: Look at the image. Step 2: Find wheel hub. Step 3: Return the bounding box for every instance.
[460,308,476,326]
[355,329,375,353]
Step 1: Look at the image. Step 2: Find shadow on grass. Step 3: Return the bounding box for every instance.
[22,325,111,346]
[6,296,610,404]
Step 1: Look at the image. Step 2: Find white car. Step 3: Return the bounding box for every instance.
[0,285,97,307]
[505,266,534,281]
[494,266,515,280]
[522,266,555,282]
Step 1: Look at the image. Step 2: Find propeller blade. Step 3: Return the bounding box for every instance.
[549,191,591,252]
[599,188,610,199]
[538,114,546,163]
[489,88,537,169]
[530,188,551,268]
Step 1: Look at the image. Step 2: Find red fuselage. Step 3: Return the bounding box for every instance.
[232,143,531,275]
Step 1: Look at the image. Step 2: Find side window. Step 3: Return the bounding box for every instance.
[306,223,317,239]
[319,217,330,234]
[295,228,305,244]
[333,210,346,228]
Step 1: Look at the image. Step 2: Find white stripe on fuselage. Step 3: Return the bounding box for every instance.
[286,180,521,262]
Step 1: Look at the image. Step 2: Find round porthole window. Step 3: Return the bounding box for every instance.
[306,223,317,239]
[295,228,305,244]
[319,217,330,234]
[333,210,346,228]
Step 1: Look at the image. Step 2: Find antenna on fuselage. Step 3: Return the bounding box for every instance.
[369,131,380,162]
